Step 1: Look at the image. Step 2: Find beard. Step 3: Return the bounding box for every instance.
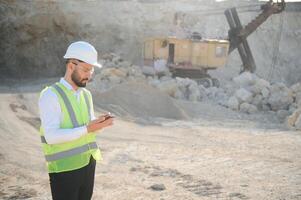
[71,70,88,87]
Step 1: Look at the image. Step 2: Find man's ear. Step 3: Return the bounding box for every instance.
[66,61,75,71]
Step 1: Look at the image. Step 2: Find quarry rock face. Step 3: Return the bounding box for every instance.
[0,1,78,78]
[1,1,301,86]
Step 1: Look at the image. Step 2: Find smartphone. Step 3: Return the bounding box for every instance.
[98,115,114,123]
[104,115,115,120]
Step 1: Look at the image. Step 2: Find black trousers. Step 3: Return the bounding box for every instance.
[49,157,96,200]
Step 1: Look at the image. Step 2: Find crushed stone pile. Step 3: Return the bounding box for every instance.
[92,53,228,103]
[90,53,301,129]
[89,81,188,120]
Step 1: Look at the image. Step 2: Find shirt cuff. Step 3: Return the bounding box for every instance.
[74,126,88,136]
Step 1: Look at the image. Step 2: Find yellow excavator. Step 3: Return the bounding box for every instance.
[143,0,285,87]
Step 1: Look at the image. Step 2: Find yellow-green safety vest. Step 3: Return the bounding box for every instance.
[39,82,101,173]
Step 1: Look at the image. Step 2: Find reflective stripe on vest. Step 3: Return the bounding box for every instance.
[52,84,80,128]
[45,142,98,162]
[41,136,47,143]
[41,85,91,144]
[83,91,91,122]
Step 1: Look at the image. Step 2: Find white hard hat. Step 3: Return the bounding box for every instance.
[63,41,102,68]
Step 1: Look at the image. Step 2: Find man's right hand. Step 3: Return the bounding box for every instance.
[86,115,114,133]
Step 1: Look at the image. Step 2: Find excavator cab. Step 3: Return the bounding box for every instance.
[143,37,229,87]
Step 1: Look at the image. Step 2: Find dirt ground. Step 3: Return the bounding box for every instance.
[0,79,301,200]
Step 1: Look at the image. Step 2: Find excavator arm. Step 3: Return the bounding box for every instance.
[225,0,285,72]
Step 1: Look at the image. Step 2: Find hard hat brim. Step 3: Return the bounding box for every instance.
[63,55,102,68]
[93,62,102,68]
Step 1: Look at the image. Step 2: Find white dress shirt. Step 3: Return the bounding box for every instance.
[39,78,96,145]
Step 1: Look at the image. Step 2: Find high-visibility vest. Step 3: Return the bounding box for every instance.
[39,82,101,173]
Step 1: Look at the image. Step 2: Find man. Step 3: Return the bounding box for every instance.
[39,41,113,200]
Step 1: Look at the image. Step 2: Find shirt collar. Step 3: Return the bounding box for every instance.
[60,78,82,93]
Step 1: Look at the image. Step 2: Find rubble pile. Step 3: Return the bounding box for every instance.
[225,72,301,129]
[92,53,301,129]
[93,53,228,103]
[226,72,294,115]
[92,53,146,91]
[148,76,228,104]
